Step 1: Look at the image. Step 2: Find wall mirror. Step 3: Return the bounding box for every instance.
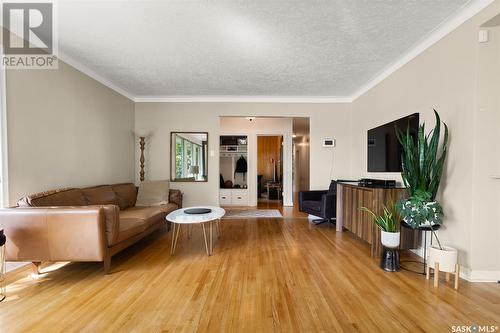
[171,132,208,182]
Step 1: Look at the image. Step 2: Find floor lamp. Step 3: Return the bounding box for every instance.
[134,131,152,182]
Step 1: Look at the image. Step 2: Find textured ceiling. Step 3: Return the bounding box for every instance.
[57,0,469,97]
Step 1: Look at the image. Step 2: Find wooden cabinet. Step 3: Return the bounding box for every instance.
[337,183,420,258]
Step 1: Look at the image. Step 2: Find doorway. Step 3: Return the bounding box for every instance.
[257,135,283,204]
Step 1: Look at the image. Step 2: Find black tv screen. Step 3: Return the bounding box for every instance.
[367,113,419,172]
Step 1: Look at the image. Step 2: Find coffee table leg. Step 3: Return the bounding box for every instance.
[209,220,213,255]
[172,223,181,255]
[202,222,210,256]
[170,223,177,255]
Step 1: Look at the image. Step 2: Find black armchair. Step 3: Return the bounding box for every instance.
[299,180,337,225]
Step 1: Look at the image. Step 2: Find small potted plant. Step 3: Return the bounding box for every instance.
[360,202,401,272]
[360,202,400,248]
[397,190,443,241]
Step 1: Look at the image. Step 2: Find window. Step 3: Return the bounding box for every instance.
[174,134,202,179]
[175,136,183,178]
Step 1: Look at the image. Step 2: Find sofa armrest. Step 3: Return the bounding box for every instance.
[169,189,183,208]
[95,205,120,246]
[0,206,110,262]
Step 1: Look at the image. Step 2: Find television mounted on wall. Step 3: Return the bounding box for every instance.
[367,113,419,172]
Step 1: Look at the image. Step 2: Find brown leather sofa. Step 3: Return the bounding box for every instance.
[0,183,182,274]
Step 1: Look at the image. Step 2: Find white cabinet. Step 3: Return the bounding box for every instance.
[219,189,232,205]
[219,189,248,206]
[231,190,248,205]
[219,136,249,206]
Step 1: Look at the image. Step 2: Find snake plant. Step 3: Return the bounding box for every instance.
[359,202,399,233]
[395,110,448,200]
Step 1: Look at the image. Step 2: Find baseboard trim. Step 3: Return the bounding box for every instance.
[459,268,500,283]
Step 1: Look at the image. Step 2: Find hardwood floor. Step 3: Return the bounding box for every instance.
[1,206,499,332]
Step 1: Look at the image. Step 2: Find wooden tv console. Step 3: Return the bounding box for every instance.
[336,182,420,258]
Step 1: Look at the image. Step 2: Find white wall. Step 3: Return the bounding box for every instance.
[220,117,293,206]
[470,20,500,280]
[5,60,135,205]
[350,1,500,281]
[135,102,352,207]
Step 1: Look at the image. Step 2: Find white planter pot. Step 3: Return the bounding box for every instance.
[381,231,400,248]
[427,245,458,273]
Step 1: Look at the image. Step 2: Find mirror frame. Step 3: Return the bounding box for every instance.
[170,131,209,182]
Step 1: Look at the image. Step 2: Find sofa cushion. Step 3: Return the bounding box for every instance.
[114,218,148,245]
[112,183,137,210]
[120,203,177,227]
[82,185,119,206]
[17,188,87,207]
[302,200,322,212]
[135,180,170,206]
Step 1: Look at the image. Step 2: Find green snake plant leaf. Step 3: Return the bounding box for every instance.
[396,110,449,200]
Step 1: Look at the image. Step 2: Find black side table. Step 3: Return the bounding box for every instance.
[400,222,441,274]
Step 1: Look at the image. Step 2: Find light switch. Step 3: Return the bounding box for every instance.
[479,30,489,43]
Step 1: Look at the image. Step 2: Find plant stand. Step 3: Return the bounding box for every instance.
[380,247,400,272]
[400,222,441,275]
[426,262,460,289]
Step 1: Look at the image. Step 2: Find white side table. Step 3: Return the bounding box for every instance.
[166,206,225,256]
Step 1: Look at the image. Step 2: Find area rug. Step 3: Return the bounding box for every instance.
[223,209,283,219]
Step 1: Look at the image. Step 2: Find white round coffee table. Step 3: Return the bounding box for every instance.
[166,206,225,256]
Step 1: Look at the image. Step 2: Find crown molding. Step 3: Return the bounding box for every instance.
[133,96,353,103]
[350,0,495,101]
[57,52,135,101]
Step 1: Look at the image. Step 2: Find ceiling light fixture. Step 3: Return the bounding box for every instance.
[245,117,255,121]
[292,134,297,138]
